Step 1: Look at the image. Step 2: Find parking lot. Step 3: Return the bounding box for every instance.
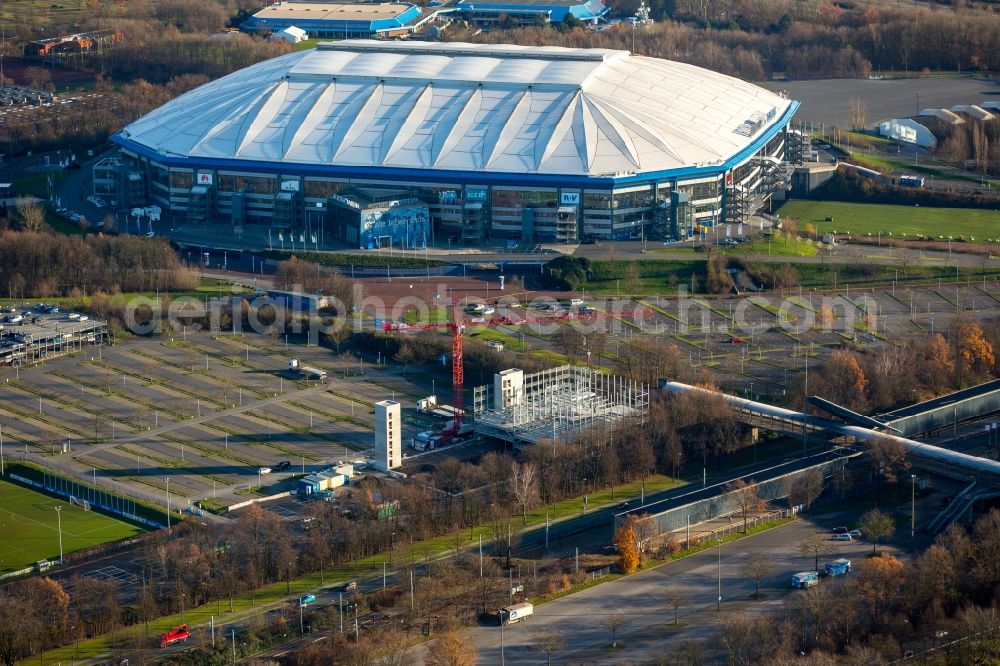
[0,329,439,511]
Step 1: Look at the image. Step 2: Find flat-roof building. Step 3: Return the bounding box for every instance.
[0,308,108,366]
[242,2,421,38]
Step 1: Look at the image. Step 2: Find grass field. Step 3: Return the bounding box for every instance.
[0,479,146,574]
[778,200,1000,240]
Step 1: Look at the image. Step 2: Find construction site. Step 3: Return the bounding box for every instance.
[472,365,649,446]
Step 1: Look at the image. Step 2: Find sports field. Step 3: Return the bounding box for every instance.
[0,479,147,574]
[778,200,1000,240]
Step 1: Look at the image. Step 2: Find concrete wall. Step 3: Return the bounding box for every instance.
[629,458,848,536]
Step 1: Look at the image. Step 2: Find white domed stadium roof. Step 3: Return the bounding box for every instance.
[117,41,794,178]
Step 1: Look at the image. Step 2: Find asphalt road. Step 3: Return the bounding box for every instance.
[760,76,1000,127]
[407,518,890,665]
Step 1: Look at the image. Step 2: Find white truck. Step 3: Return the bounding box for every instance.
[498,602,533,625]
[288,359,327,380]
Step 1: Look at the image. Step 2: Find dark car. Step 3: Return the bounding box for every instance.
[617,502,629,510]
[831,526,849,534]
[275,460,291,471]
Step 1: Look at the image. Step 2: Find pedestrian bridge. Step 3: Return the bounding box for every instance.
[661,382,1000,487]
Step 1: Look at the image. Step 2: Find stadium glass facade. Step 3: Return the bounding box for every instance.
[119,124,792,246]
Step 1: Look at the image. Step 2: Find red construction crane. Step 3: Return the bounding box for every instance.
[379,300,651,436]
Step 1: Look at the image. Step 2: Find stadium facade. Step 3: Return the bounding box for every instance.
[111,41,799,246]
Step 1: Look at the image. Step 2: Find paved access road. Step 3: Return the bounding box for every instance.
[413,519,888,665]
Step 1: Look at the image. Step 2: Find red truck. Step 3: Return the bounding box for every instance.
[159,624,190,648]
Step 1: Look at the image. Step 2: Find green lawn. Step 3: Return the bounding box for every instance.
[0,479,146,575]
[778,200,1000,240]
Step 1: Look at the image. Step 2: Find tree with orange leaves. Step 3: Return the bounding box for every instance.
[855,553,904,627]
[956,319,995,386]
[614,516,641,575]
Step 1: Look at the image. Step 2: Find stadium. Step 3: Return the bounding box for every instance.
[111,41,799,247]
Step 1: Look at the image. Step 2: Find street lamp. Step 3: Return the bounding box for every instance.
[55,506,64,565]
[911,474,917,539]
[165,477,171,530]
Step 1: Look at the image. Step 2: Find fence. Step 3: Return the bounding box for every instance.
[641,508,791,553]
[9,456,169,528]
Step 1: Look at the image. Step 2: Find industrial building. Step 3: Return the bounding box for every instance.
[454,0,608,26]
[473,365,649,445]
[241,2,421,39]
[111,40,798,245]
[0,310,108,367]
[297,463,354,496]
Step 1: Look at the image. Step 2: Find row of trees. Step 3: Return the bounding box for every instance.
[0,73,210,157]
[805,320,998,414]
[0,230,198,298]
[473,3,1000,81]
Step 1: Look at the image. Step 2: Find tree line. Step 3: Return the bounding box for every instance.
[471,2,1000,81]
[0,231,198,298]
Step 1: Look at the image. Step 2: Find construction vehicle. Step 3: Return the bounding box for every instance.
[159,624,190,648]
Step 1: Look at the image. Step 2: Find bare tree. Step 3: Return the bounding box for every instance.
[15,198,45,233]
[725,478,768,533]
[798,534,834,571]
[845,97,868,131]
[604,613,627,648]
[741,552,773,599]
[664,588,689,626]
[868,437,910,486]
[532,631,565,666]
[858,509,895,554]
[509,461,539,524]
[788,469,824,509]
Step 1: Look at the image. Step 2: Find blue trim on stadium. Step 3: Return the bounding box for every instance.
[454,0,608,21]
[111,100,797,190]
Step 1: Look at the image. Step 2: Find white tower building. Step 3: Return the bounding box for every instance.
[374,400,402,471]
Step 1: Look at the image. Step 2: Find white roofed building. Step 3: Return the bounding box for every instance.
[878,118,937,149]
[270,25,308,43]
[112,41,798,244]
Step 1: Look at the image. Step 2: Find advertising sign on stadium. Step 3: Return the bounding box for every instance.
[280,180,300,192]
[560,192,581,205]
[197,173,213,186]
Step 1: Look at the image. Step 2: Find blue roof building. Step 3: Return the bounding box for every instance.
[242,2,422,39]
[454,0,608,24]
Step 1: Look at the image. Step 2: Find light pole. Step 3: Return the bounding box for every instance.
[717,537,722,612]
[55,506,64,565]
[165,477,171,529]
[911,474,917,539]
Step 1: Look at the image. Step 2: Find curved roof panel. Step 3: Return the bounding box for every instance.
[117,40,794,178]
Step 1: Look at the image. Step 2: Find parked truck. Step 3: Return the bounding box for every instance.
[159,624,190,648]
[791,571,819,589]
[288,359,327,380]
[824,558,851,576]
[498,602,533,625]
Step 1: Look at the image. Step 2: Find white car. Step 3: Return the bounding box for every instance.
[258,467,272,475]
[832,533,852,542]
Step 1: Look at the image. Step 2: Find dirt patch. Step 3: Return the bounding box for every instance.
[1,58,94,87]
